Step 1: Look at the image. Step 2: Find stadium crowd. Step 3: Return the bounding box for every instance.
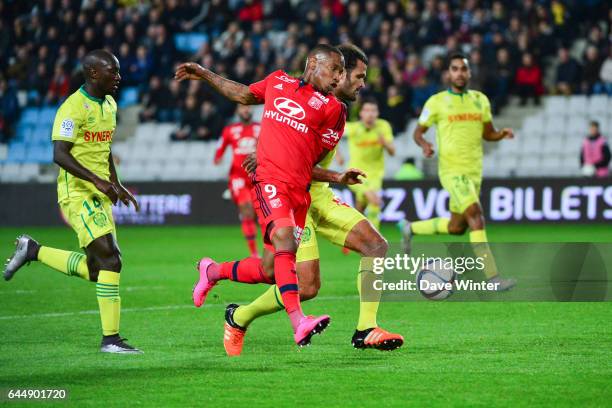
[1,0,611,142]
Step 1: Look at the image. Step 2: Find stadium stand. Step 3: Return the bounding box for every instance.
[0,1,610,181]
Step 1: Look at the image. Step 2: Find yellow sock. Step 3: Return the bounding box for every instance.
[233,285,284,328]
[357,257,379,330]
[411,218,450,235]
[96,270,121,336]
[38,246,90,280]
[469,230,498,279]
[366,204,381,231]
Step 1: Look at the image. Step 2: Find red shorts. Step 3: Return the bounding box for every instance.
[250,177,310,250]
[229,175,253,205]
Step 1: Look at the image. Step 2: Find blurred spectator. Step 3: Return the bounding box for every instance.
[0,79,19,143]
[381,84,410,134]
[356,0,384,39]
[581,46,604,94]
[515,53,543,106]
[194,101,223,141]
[171,95,201,141]
[47,65,70,104]
[555,48,582,95]
[490,48,514,114]
[0,0,608,137]
[595,48,612,95]
[139,76,180,123]
[580,121,610,178]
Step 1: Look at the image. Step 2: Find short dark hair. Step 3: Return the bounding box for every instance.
[360,96,378,108]
[447,52,469,69]
[336,44,368,73]
[308,43,342,59]
[590,120,600,129]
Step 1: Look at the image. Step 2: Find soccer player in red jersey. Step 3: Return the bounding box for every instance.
[214,105,260,257]
[175,44,346,346]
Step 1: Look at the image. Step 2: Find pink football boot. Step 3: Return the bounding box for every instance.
[192,258,218,307]
[294,315,331,346]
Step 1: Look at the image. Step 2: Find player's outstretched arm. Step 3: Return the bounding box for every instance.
[53,141,119,203]
[174,62,260,105]
[413,124,434,157]
[312,166,365,185]
[109,151,139,211]
[483,122,514,141]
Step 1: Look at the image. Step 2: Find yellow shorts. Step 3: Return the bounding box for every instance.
[439,174,482,214]
[59,192,116,248]
[296,186,365,262]
[348,175,383,205]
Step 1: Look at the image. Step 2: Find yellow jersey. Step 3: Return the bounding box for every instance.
[51,86,117,203]
[345,119,393,179]
[418,89,492,179]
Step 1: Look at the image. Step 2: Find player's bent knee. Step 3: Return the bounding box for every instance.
[99,252,122,273]
[448,224,467,235]
[299,283,320,301]
[271,228,298,253]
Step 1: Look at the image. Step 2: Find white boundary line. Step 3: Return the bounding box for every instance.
[0,295,358,320]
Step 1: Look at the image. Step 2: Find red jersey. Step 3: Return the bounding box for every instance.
[214,121,260,178]
[248,70,347,190]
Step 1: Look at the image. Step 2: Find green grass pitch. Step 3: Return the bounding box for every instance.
[0,224,610,406]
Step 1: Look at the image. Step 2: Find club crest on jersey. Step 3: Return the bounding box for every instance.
[270,198,282,208]
[273,97,306,120]
[308,96,323,110]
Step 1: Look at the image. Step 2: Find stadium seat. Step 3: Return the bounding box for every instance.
[26,144,53,163]
[33,124,53,143]
[118,87,139,108]
[568,95,588,116]
[0,163,22,182]
[174,33,208,54]
[6,142,27,163]
[544,96,569,117]
[587,95,610,116]
[520,135,542,155]
[541,134,564,155]
[39,106,58,124]
[521,115,545,137]
[0,144,7,162]
[566,117,589,139]
[19,108,39,126]
[544,117,568,136]
[133,123,157,142]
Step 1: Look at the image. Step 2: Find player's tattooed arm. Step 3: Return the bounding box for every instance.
[53,141,119,203]
[413,124,434,157]
[174,63,260,105]
[242,153,257,174]
[482,122,514,141]
[312,166,366,185]
[109,151,140,211]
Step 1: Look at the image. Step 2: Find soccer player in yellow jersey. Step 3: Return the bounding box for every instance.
[344,98,395,230]
[398,52,515,290]
[3,50,142,353]
[220,45,404,355]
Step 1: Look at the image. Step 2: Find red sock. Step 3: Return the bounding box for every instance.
[274,250,303,329]
[241,217,258,256]
[208,256,272,284]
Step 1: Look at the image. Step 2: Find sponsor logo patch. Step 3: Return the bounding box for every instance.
[273,97,306,120]
[59,119,75,138]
